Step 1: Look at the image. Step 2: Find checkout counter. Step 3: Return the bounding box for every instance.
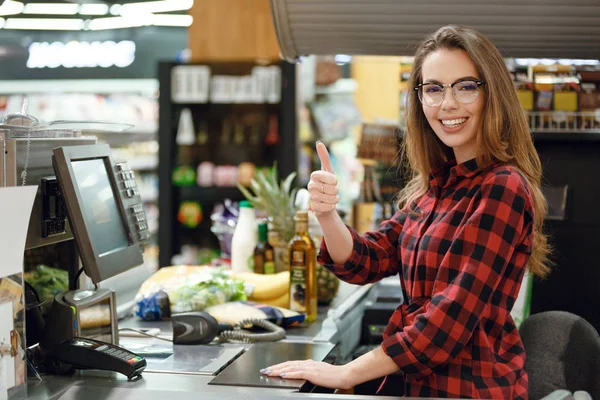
[26,279,412,400]
[0,120,413,399]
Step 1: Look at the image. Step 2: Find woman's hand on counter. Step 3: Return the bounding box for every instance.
[259,346,400,391]
[259,359,355,390]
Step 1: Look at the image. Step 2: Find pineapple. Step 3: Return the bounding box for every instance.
[237,164,298,243]
[317,264,340,304]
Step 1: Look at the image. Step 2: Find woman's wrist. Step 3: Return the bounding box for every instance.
[339,363,361,390]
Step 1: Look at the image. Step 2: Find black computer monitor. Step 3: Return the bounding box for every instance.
[52,144,144,284]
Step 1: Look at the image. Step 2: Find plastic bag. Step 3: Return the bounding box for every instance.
[134,266,249,320]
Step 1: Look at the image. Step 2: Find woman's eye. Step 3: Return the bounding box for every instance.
[424,86,441,93]
[458,82,477,91]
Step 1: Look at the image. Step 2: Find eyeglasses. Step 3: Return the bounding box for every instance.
[414,79,486,107]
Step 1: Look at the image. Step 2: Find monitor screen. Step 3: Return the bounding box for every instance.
[53,144,144,284]
[70,159,130,257]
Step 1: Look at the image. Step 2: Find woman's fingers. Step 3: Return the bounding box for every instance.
[310,170,338,186]
[316,141,335,174]
[310,142,339,216]
[307,181,338,196]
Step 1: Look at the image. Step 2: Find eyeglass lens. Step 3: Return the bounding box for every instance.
[418,81,480,106]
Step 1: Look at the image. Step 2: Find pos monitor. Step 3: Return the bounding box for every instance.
[52,143,147,284]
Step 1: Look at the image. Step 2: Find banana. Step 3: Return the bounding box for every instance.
[256,291,290,308]
[234,271,289,300]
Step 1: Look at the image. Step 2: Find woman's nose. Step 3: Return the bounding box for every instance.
[440,88,459,111]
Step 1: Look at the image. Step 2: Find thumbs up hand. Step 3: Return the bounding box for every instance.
[308,141,339,217]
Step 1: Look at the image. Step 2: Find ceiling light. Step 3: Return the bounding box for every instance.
[119,0,192,16]
[0,1,24,16]
[23,3,79,15]
[109,4,121,15]
[4,17,84,30]
[88,16,149,30]
[151,14,192,27]
[79,4,109,16]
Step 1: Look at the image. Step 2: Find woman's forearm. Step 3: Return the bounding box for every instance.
[343,346,399,388]
[317,211,353,264]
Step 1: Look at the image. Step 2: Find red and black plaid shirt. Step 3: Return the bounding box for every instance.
[319,159,532,399]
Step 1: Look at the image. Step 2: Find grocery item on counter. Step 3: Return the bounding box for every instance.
[237,166,298,246]
[205,301,304,329]
[253,222,275,274]
[230,201,257,274]
[135,290,171,321]
[134,266,248,319]
[288,210,317,322]
[232,270,289,307]
[79,304,111,329]
[210,201,237,260]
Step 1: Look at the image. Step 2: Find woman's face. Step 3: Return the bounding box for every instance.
[420,48,484,164]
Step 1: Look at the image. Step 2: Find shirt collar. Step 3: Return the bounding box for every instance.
[429,158,496,188]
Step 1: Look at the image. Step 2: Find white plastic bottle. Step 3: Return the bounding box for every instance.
[231,201,258,273]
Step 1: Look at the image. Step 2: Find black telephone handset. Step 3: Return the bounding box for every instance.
[49,337,146,380]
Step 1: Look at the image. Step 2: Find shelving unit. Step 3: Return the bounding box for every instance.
[158,61,297,267]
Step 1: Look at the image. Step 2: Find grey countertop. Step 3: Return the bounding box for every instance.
[23,280,431,400]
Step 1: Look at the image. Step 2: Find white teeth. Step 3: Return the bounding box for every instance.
[441,118,467,128]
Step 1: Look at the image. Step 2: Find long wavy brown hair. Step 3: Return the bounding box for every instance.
[399,25,551,278]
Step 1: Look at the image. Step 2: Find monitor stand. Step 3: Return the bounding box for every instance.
[40,287,119,351]
[37,287,147,379]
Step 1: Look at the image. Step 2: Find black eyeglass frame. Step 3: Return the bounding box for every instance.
[413,79,487,106]
[413,79,486,92]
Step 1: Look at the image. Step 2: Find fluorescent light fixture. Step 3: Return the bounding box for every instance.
[23,3,79,15]
[79,4,109,16]
[0,1,24,16]
[151,14,192,27]
[88,16,149,30]
[4,17,84,30]
[109,4,121,15]
[334,54,352,64]
[119,0,192,16]
[0,18,5,29]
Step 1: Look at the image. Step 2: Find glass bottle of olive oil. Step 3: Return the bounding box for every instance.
[288,210,317,322]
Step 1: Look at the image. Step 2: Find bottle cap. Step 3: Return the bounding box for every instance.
[239,200,253,208]
[258,222,268,235]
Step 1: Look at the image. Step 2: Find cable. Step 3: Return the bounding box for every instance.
[73,267,85,289]
[219,318,286,343]
[117,328,173,343]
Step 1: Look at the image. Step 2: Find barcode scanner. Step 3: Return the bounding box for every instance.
[171,311,286,345]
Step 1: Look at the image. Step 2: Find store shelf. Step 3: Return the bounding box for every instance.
[178,186,246,203]
[533,131,600,142]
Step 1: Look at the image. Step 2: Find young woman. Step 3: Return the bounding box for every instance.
[260,25,551,399]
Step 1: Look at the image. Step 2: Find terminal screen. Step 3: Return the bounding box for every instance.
[71,159,129,256]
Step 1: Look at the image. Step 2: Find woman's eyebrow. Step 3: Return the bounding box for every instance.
[422,76,479,85]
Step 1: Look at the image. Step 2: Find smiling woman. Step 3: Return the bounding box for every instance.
[263,25,552,399]
[419,49,486,164]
